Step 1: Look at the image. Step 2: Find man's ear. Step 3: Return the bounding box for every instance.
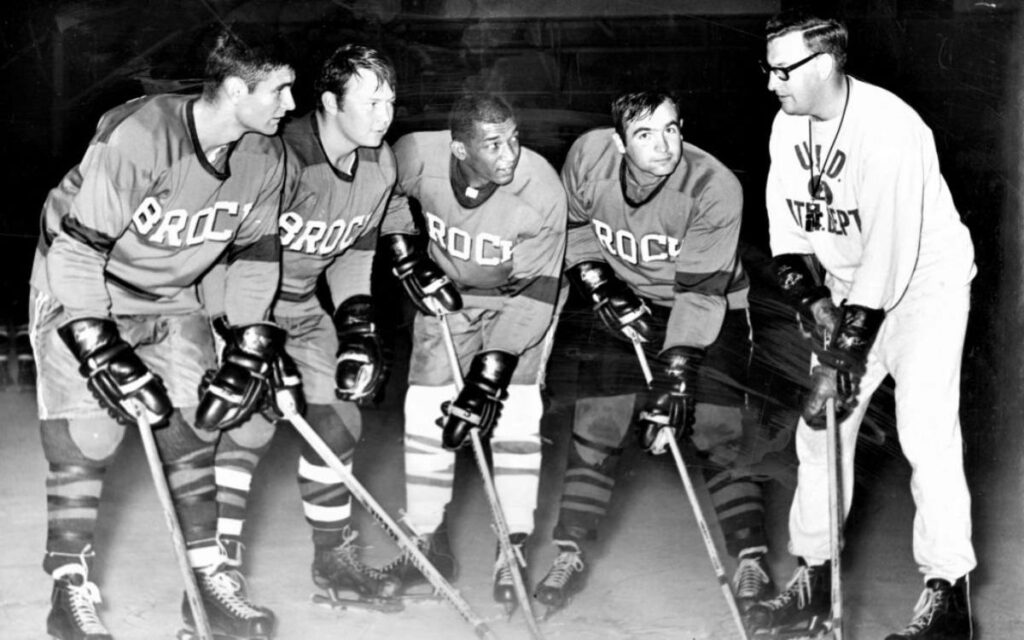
[450,139,467,161]
[224,76,248,102]
[612,131,626,155]
[320,91,338,114]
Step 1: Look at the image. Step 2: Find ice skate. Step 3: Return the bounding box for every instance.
[733,547,774,614]
[46,564,112,640]
[178,565,276,640]
[884,577,972,640]
[745,560,832,639]
[311,527,403,613]
[533,539,586,620]
[382,520,458,601]
[492,532,528,618]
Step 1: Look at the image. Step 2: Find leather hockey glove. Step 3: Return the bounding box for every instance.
[388,233,462,316]
[802,303,885,428]
[772,254,839,343]
[333,295,388,403]
[261,349,305,423]
[566,261,655,344]
[58,317,173,428]
[438,350,518,450]
[196,322,285,431]
[637,346,705,454]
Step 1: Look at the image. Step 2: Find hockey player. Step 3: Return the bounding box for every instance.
[532,90,780,620]
[379,92,567,613]
[205,43,403,611]
[747,11,977,639]
[28,26,294,640]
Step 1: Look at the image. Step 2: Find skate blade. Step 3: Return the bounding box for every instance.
[500,601,518,621]
[178,629,269,640]
[312,590,405,613]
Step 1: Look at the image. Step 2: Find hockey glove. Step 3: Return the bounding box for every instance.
[772,254,839,344]
[333,295,389,403]
[438,350,518,450]
[196,322,285,431]
[802,303,885,428]
[638,346,705,453]
[261,349,305,423]
[566,261,655,344]
[388,233,462,316]
[58,317,173,428]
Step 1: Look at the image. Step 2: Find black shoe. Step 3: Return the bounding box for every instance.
[745,560,831,636]
[733,548,774,613]
[313,526,401,600]
[884,577,973,640]
[46,566,112,640]
[382,521,458,593]
[533,539,587,617]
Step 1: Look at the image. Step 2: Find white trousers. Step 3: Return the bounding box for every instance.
[789,282,976,583]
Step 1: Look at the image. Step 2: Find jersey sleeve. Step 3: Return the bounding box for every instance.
[379,134,421,237]
[844,123,925,311]
[766,117,816,259]
[663,168,743,351]
[487,172,568,355]
[46,141,146,320]
[223,147,285,326]
[561,137,605,267]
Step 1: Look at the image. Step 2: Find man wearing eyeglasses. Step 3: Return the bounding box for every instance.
[749,10,977,640]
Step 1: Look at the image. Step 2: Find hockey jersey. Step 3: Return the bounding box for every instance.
[31,94,283,326]
[274,112,397,316]
[766,76,976,311]
[382,130,567,355]
[562,127,748,351]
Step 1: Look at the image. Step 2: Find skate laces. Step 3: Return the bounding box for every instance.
[202,569,265,619]
[543,546,584,589]
[765,564,813,612]
[734,556,771,598]
[53,546,109,634]
[329,527,390,581]
[495,542,526,585]
[901,585,946,632]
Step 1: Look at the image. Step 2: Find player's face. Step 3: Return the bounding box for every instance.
[765,31,824,116]
[333,68,396,149]
[237,66,296,135]
[456,119,521,187]
[619,100,683,178]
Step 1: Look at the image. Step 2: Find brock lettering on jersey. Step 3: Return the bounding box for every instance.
[278,211,368,255]
[132,196,253,247]
[425,211,513,265]
[592,219,681,265]
[785,198,862,236]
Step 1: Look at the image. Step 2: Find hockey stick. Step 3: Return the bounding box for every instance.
[438,314,546,640]
[825,397,844,640]
[625,329,653,387]
[274,391,497,640]
[664,434,750,640]
[130,402,213,640]
[630,344,749,640]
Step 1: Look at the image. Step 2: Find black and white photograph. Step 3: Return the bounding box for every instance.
[1,1,1021,638]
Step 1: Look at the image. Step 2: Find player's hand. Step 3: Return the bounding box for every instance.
[566,261,657,344]
[637,346,704,453]
[437,351,518,450]
[196,323,285,431]
[801,364,855,428]
[58,318,173,428]
[261,350,305,423]
[387,233,462,316]
[333,295,389,402]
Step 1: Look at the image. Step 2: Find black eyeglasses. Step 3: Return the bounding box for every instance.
[759,51,823,81]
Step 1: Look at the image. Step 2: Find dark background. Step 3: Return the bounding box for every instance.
[1,0,1021,565]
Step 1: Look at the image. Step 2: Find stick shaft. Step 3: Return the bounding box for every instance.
[826,398,844,640]
[666,436,749,640]
[133,406,213,640]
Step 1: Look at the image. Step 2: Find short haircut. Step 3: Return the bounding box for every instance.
[611,91,679,140]
[448,93,516,143]
[314,44,396,111]
[765,10,848,73]
[202,24,295,100]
